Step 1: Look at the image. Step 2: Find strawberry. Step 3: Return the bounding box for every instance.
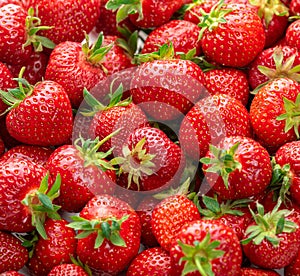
[249,77,300,151]
[200,136,272,200]
[0,157,61,236]
[67,194,141,275]
[142,19,202,56]
[151,186,201,251]
[290,0,300,15]
[24,0,101,45]
[27,218,77,275]
[179,93,252,160]
[0,4,54,65]
[248,45,300,91]
[240,267,280,275]
[46,135,117,213]
[0,62,16,115]
[198,2,265,67]
[0,272,25,276]
[0,230,28,273]
[0,74,73,147]
[285,19,300,52]
[0,0,23,7]
[242,200,300,269]
[0,145,53,167]
[0,135,4,156]
[127,247,171,276]
[203,68,250,106]
[273,140,300,205]
[105,0,183,29]
[169,219,242,275]
[285,247,300,276]
[114,126,186,192]
[85,84,149,156]
[47,264,89,276]
[130,43,207,121]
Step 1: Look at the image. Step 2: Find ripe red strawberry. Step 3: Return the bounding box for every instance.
[290,0,300,15]
[142,20,202,56]
[0,271,25,276]
[179,93,252,160]
[249,77,300,151]
[130,43,207,121]
[273,140,300,205]
[0,0,23,7]
[86,85,149,155]
[48,264,89,276]
[6,51,49,85]
[105,0,183,29]
[46,136,117,213]
[0,157,61,236]
[115,126,186,192]
[285,247,300,276]
[198,195,253,240]
[285,19,300,51]
[169,219,242,275]
[240,267,280,275]
[201,136,272,200]
[151,192,200,251]
[127,247,171,275]
[136,196,160,247]
[199,2,265,67]
[1,76,73,147]
[0,230,28,273]
[0,145,53,167]
[24,0,101,45]
[248,45,300,90]
[242,200,300,269]
[27,218,77,275]
[68,194,141,275]
[0,61,16,115]
[203,68,250,106]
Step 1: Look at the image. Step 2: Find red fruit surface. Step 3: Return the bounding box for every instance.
[48,264,89,276]
[240,267,280,275]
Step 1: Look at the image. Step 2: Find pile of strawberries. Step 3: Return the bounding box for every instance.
[0,0,300,275]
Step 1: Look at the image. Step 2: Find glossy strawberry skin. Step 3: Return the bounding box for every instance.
[0,62,15,114]
[250,78,300,150]
[285,247,300,276]
[202,136,272,200]
[48,264,89,276]
[127,247,171,276]
[248,45,300,90]
[275,141,300,205]
[46,145,117,213]
[24,0,101,45]
[151,195,201,251]
[142,20,202,56]
[240,267,280,275]
[0,145,53,167]
[170,220,242,275]
[27,219,77,275]
[285,19,300,52]
[179,94,252,160]
[6,80,73,147]
[0,230,28,273]
[0,157,48,233]
[76,194,141,274]
[130,59,207,121]
[201,4,265,67]
[0,4,32,65]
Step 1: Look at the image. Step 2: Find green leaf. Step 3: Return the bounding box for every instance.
[94,232,105,248]
[110,232,127,247]
[76,230,95,239]
[38,193,54,210]
[46,174,61,198]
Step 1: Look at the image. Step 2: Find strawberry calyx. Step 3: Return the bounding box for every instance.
[67,214,129,248]
[249,0,289,27]
[276,93,300,139]
[21,173,61,240]
[197,0,233,40]
[178,232,225,276]
[198,195,252,219]
[0,67,34,114]
[116,26,139,57]
[252,47,300,94]
[200,142,242,189]
[241,199,297,246]
[105,0,143,24]
[70,255,93,276]
[82,83,132,116]
[111,137,156,190]
[82,32,113,68]
[23,7,56,51]
[74,129,120,171]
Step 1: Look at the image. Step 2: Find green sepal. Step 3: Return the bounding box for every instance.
[70,255,93,276]
[116,27,139,57]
